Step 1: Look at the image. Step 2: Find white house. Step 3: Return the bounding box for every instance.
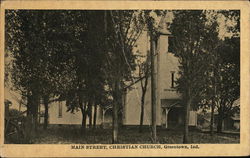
[39,101,113,126]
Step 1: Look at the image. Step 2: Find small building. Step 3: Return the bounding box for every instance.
[223,114,240,131]
[196,98,240,131]
[223,98,240,131]
[39,101,105,126]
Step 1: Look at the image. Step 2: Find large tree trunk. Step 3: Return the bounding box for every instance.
[26,95,32,116]
[112,80,120,144]
[113,102,119,143]
[80,106,87,132]
[24,91,39,140]
[211,67,217,136]
[43,96,49,130]
[93,103,97,129]
[139,93,145,133]
[30,92,39,132]
[80,98,87,133]
[150,35,157,143]
[210,100,215,136]
[217,109,224,133]
[139,75,149,133]
[88,103,93,129]
[24,94,34,142]
[183,98,191,144]
[217,118,223,133]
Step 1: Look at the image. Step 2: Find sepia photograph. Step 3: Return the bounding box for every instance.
[4,9,240,144]
[0,0,249,157]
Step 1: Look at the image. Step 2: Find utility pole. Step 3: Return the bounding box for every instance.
[150,32,157,143]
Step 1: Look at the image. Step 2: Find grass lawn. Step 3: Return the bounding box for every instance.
[31,126,240,144]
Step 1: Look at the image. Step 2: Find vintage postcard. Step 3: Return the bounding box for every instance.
[0,0,249,157]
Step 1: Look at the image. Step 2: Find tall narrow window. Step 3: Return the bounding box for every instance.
[171,71,175,88]
[58,102,62,118]
[168,36,174,53]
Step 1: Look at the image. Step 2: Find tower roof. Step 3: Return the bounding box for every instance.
[157,12,172,35]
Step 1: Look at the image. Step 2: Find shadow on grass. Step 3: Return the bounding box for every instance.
[19,125,240,144]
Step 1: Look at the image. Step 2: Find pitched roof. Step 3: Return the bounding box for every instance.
[161,99,182,108]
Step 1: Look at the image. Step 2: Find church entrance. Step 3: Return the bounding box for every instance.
[161,99,183,129]
[167,107,184,129]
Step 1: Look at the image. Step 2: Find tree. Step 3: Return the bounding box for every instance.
[136,51,150,133]
[35,11,66,130]
[215,11,240,133]
[170,10,214,143]
[197,11,240,133]
[103,10,146,143]
[6,10,45,131]
[219,10,240,38]
[5,10,87,131]
[215,37,240,133]
[202,11,220,135]
[142,10,168,143]
[55,10,106,132]
[44,11,113,134]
